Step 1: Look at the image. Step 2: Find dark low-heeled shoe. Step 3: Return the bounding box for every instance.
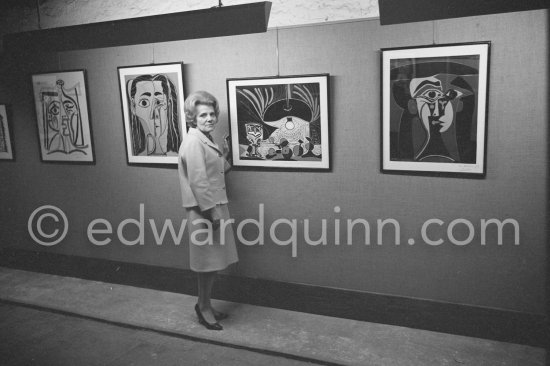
[195,304,223,331]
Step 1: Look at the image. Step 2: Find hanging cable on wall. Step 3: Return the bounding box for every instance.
[276,27,280,76]
[432,20,439,44]
[36,0,42,29]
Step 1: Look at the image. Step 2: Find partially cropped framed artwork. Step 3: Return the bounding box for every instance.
[118,62,186,165]
[31,70,95,163]
[381,42,490,176]
[226,74,330,170]
[0,104,14,161]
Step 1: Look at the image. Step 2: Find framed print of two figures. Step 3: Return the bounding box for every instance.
[32,70,95,163]
[381,42,490,176]
[0,105,14,161]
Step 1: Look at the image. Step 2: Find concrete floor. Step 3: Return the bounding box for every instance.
[0,267,545,366]
[0,303,318,366]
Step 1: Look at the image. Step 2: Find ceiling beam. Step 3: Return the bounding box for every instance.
[3,2,272,54]
[379,0,549,25]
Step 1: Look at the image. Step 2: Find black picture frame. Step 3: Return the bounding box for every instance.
[380,42,491,177]
[31,69,96,164]
[0,104,15,161]
[117,62,186,166]
[226,74,331,170]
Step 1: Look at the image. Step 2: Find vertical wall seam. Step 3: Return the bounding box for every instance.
[276,27,280,76]
[36,0,42,30]
[432,20,439,44]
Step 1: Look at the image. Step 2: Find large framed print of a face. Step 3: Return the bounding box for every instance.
[381,42,490,176]
[226,74,330,170]
[31,70,95,163]
[118,62,186,165]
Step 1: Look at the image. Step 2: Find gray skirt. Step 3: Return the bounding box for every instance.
[186,204,239,272]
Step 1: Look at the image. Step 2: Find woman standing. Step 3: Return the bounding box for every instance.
[178,91,238,330]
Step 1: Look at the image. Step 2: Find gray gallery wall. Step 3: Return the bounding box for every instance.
[0,9,547,315]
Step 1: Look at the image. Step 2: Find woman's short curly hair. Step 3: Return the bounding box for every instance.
[184,91,220,127]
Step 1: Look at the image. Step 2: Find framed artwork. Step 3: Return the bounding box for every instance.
[118,62,186,165]
[227,74,330,170]
[32,70,95,163]
[0,105,14,161]
[381,42,490,176]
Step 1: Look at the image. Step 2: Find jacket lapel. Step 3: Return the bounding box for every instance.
[190,128,222,155]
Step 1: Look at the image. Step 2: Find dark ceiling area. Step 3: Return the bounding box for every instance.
[0,0,38,11]
[379,0,550,25]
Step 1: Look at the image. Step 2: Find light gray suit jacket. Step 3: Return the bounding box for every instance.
[178,128,230,211]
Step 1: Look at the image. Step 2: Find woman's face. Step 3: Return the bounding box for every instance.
[195,104,217,134]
